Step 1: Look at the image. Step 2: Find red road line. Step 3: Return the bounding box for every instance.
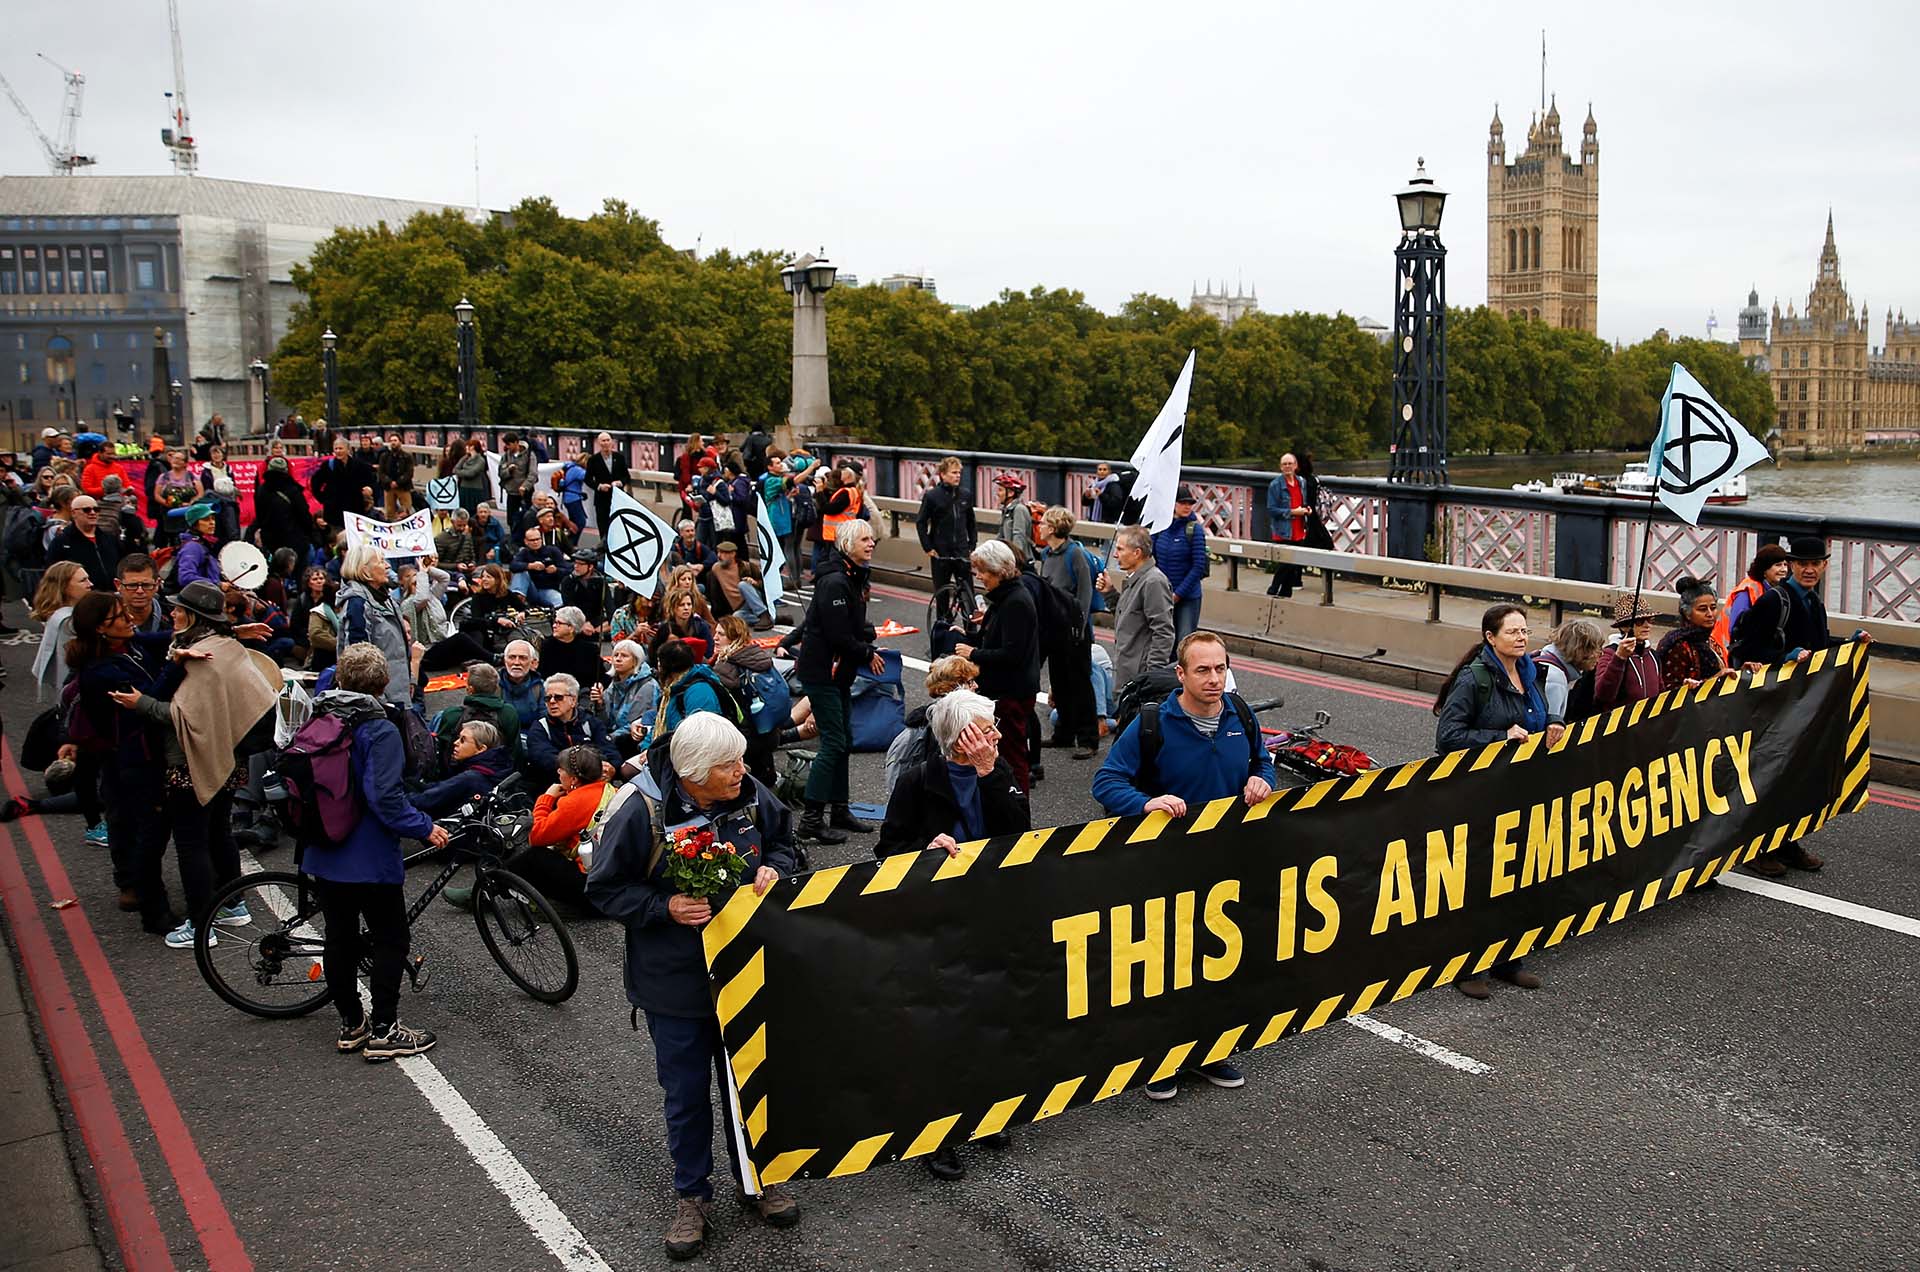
[1869,787,1920,813]
[0,830,174,1270]
[866,579,1435,710]
[0,748,253,1271]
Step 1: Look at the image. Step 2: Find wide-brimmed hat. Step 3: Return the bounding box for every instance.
[173,580,229,624]
[1608,589,1659,628]
[1785,534,1830,562]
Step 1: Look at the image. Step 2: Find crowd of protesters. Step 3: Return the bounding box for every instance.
[0,422,1868,1263]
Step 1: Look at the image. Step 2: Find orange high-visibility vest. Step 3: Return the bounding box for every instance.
[1712,576,1766,653]
[821,487,863,541]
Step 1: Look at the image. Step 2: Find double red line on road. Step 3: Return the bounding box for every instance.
[1869,784,1920,813]
[0,746,252,1271]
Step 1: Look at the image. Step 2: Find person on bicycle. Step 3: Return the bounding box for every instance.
[585,712,800,1260]
[302,643,451,1060]
[917,456,977,614]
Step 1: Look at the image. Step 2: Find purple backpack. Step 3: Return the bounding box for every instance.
[277,713,360,843]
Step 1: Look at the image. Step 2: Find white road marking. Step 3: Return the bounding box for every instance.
[1344,1014,1494,1075]
[898,650,1050,705]
[236,854,614,1272]
[1716,873,1920,939]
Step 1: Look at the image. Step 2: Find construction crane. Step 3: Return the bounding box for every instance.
[1,56,96,174]
[160,0,198,174]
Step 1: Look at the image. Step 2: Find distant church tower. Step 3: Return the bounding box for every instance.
[1486,95,1599,332]
[1737,285,1770,369]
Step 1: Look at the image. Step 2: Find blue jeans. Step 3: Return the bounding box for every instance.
[734,580,769,624]
[511,572,562,608]
[810,540,833,578]
[644,1010,743,1200]
[1173,594,1202,643]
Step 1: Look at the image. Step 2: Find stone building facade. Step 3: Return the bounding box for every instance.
[1189,280,1258,325]
[1485,98,1598,333]
[1762,215,1920,452]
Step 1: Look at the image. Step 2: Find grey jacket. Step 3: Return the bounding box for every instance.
[1036,540,1094,626]
[1108,563,1175,690]
[336,578,412,704]
[454,452,490,490]
[498,447,535,497]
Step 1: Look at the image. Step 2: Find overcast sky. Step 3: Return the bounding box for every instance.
[6,1,1919,346]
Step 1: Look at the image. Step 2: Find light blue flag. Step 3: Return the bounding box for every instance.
[424,475,460,511]
[1648,363,1771,526]
[755,493,786,609]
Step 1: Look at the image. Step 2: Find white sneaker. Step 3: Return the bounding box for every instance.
[163,921,215,950]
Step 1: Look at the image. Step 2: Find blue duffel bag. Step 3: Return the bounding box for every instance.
[848,648,905,752]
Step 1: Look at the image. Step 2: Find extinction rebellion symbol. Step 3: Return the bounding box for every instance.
[604,507,666,589]
[1659,393,1741,496]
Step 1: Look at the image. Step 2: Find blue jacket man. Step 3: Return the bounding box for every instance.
[1151,486,1209,642]
[1090,631,1274,1101]
[584,714,801,1254]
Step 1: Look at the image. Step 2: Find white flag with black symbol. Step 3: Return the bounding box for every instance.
[1118,349,1196,534]
[601,485,677,596]
[755,493,786,609]
[1648,363,1770,526]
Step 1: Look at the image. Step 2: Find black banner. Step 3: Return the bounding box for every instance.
[703,644,1873,1184]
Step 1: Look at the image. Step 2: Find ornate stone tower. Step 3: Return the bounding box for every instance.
[1766,215,1869,452]
[1737,286,1770,368]
[1486,97,1599,332]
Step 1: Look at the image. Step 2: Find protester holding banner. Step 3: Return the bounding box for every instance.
[1713,545,1789,659]
[1657,577,1729,687]
[584,712,800,1259]
[1592,593,1665,711]
[1730,535,1868,668]
[1535,617,1606,724]
[336,545,413,706]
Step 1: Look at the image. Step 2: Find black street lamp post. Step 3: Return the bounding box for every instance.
[249,358,271,437]
[169,379,184,438]
[1387,158,1449,559]
[454,298,479,437]
[321,328,340,437]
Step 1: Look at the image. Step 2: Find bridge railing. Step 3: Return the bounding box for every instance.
[361,424,1920,623]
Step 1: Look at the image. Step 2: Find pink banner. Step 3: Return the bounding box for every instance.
[114,456,325,526]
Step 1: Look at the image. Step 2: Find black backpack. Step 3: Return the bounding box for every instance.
[1133,692,1263,792]
[1113,666,1182,733]
[4,505,46,573]
[1022,566,1084,655]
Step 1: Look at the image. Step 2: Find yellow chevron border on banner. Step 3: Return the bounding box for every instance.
[708,645,1870,1183]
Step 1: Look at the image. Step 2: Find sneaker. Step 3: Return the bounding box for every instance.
[212,900,252,928]
[364,1020,437,1062]
[1143,1077,1178,1101]
[337,1018,369,1053]
[1196,1061,1245,1089]
[163,920,212,950]
[664,1197,711,1261]
[84,822,110,847]
[738,1185,800,1228]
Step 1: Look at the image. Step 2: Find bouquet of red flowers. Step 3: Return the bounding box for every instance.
[662,825,749,900]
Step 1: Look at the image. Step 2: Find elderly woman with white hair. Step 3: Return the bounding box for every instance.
[876,687,1028,1180]
[953,537,1041,793]
[597,639,659,743]
[537,603,607,691]
[336,542,414,705]
[585,711,801,1259]
[791,517,884,844]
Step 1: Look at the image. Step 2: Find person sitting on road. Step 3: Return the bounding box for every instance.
[1431,604,1557,999]
[666,518,716,579]
[596,639,659,742]
[526,673,619,783]
[416,564,526,685]
[434,507,479,582]
[559,548,609,628]
[431,662,524,765]
[876,687,1029,1181]
[584,712,800,1260]
[1092,630,1274,1099]
[445,743,609,913]
[411,720,514,818]
[649,584,713,667]
[883,654,979,798]
[704,541,772,630]
[511,526,567,608]
[500,639,545,729]
[646,638,730,754]
[539,605,609,692]
[609,590,657,646]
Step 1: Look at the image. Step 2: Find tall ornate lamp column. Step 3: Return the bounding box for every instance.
[1387,159,1449,560]
[780,252,838,445]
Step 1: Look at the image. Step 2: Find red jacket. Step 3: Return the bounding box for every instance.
[81,452,118,498]
[528,780,609,857]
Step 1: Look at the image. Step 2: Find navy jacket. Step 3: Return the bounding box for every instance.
[1152,514,1209,601]
[586,768,797,1017]
[410,746,513,818]
[1433,647,1550,753]
[525,710,620,778]
[1093,690,1277,817]
[1730,578,1841,666]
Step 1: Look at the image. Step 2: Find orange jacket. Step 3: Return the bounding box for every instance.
[81,452,118,498]
[528,780,609,856]
[1712,577,1766,654]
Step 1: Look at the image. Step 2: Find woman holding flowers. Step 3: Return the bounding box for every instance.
[585,712,802,1261]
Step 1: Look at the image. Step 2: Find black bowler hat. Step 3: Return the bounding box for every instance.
[1786,535,1830,562]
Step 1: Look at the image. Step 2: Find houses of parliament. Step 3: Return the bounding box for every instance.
[1486,96,1599,334]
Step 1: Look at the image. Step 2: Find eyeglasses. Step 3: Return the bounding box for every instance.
[545,693,574,702]
[118,581,157,591]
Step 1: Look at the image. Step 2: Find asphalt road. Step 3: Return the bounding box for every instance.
[2,584,1917,1272]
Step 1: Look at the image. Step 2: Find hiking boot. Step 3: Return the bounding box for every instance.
[337,1017,369,1053]
[797,808,847,845]
[1031,764,1046,783]
[926,1146,966,1180]
[664,1197,711,1261]
[364,1020,436,1062]
[1454,976,1491,1000]
[1780,840,1825,872]
[830,804,875,833]
[739,1185,800,1228]
[750,613,776,632]
[441,884,476,911]
[1493,967,1543,990]
[1197,1061,1245,1088]
[1744,854,1788,879]
[1143,1077,1178,1101]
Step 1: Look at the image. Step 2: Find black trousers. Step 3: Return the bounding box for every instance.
[165,786,240,927]
[931,555,975,614]
[504,846,590,911]
[315,877,410,1028]
[1047,638,1098,747]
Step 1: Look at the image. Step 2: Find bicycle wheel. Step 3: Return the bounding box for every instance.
[196,870,335,1018]
[472,868,579,1003]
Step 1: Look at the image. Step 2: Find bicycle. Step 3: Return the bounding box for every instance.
[444,597,553,657]
[926,580,978,660]
[195,791,580,1018]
